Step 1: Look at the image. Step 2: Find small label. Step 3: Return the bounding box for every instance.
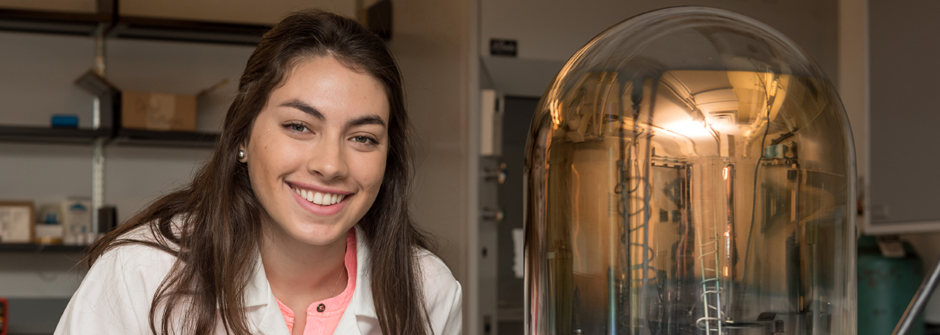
[877,236,906,258]
[490,39,518,57]
[870,204,889,220]
[513,228,524,278]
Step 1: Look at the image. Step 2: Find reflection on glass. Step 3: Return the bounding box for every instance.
[524,7,856,335]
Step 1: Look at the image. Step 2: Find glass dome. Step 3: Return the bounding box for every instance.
[524,7,856,335]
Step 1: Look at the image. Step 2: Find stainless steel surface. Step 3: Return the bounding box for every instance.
[524,7,856,335]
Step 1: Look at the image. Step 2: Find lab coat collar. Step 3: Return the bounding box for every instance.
[350,225,377,319]
[242,225,378,332]
[244,250,270,308]
[243,247,290,334]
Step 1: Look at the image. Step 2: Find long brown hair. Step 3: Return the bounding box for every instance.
[83,10,433,335]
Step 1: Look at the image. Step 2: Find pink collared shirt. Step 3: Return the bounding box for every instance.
[276,229,357,335]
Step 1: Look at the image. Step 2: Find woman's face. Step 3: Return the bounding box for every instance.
[242,55,389,248]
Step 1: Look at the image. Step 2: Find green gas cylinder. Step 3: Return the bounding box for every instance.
[858,235,925,335]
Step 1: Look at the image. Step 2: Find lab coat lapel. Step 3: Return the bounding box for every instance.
[244,252,291,334]
[333,305,362,334]
[252,293,291,334]
[346,225,380,334]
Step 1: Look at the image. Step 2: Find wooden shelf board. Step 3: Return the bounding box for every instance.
[0,243,87,253]
[0,8,107,36]
[0,126,108,145]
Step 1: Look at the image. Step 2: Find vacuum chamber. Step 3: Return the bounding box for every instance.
[524,7,856,335]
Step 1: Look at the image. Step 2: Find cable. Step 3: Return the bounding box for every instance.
[737,72,778,317]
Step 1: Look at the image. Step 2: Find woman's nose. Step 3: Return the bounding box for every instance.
[306,138,348,180]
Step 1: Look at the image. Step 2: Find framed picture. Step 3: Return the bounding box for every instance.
[0,201,34,243]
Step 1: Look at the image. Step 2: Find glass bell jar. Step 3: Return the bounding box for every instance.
[524,7,856,335]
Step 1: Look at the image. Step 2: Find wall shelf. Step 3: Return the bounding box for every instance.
[0,243,86,253]
[112,129,218,148]
[0,8,107,36]
[110,16,269,45]
[0,126,219,148]
[0,7,271,46]
[0,126,109,145]
[0,8,248,148]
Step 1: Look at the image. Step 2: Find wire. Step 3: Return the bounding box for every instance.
[738,73,778,314]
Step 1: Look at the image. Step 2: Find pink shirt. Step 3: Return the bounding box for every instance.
[276,229,357,335]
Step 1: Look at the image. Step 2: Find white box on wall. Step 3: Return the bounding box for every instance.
[62,198,92,245]
[480,89,503,156]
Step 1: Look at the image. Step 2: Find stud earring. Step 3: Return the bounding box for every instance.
[238,150,246,160]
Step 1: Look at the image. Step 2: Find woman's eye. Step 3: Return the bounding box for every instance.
[285,123,308,132]
[352,135,377,145]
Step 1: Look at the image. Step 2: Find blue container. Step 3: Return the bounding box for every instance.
[51,114,78,128]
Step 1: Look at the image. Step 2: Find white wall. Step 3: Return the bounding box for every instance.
[839,0,868,186]
[385,0,475,333]
[480,0,839,97]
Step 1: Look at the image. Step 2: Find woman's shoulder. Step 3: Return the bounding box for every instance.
[89,224,180,286]
[413,248,461,303]
[98,216,184,263]
[413,248,462,333]
[56,226,181,334]
[414,248,456,283]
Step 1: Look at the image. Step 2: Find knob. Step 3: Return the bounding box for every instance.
[484,162,508,184]
[481,208,505,222]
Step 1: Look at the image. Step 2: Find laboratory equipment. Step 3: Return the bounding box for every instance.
[524,7,857,335]
[858,236,924,335]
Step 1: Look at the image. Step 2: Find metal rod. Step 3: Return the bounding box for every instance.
[91,22,107,232]
[893,253,940,335]
[91,136,105,234]
[94,23,106,77]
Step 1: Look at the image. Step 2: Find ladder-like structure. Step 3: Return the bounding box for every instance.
[696,230,723,334]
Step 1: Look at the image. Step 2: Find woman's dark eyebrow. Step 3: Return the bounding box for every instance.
[281,99,386,128]
[348,115,386,128]
[280,99,324,120]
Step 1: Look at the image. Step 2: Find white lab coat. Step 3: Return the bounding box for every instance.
[54,226,462,334]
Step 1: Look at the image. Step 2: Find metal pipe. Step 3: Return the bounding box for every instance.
[893,254,940,335]
[91,22,107,233]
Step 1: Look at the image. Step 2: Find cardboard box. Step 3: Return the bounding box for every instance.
[121,91,196,131]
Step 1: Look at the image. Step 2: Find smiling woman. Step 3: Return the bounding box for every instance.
[53,10,461,335]
[244,56,389,249]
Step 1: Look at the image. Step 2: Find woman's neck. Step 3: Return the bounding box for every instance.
[259,224,348,311]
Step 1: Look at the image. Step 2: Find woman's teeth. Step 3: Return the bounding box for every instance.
[292,187,345,206]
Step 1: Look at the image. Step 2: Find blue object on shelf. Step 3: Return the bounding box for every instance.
[51,115,78,128]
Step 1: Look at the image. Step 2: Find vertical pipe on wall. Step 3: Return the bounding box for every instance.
[91,22,107,232]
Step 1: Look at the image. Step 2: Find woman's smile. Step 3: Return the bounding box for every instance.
[286,181,352,216]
